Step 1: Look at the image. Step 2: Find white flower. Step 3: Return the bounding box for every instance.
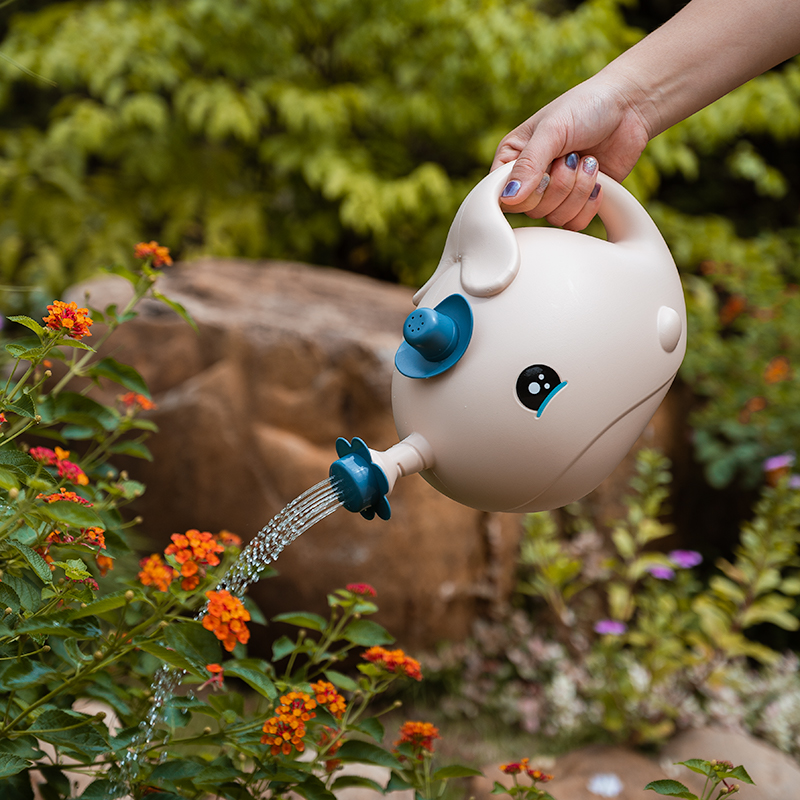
[587,772,624,797]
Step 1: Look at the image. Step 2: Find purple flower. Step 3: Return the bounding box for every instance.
[790,475,800,489]
[594,619,627,636]
[669,549,703,569]
[763,453,795,472]
[647,565,675,580]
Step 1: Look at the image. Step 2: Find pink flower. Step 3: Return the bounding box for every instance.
[669,550,703,569]
[763,453,795,472]
[594,620,627,636]
[346,582,377,597]
[647,565,675,580]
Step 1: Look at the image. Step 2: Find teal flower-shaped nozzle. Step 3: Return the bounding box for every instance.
[329,437,391,520]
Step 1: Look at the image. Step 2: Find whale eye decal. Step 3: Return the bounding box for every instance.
[516,364,567,417]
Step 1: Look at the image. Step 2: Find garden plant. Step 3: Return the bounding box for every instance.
[0,246,493,799]
[427,448,800,760]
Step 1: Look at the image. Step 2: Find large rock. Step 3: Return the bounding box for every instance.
[68,259,523,649]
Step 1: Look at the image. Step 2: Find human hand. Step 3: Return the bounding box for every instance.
[492,77,653,230]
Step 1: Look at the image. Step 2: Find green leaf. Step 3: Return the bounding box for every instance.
[108,439,153,460]
[30,709,109,760]
[293,774,336,800]
[53,337,95,352]
[644,780,697,798]
[67,591,133,619]
[386,773,413,792]
[5,342,45,361]
[0,449,46,481]
[151,290,198,332]
[272,611,327,631]
[13,616,96,640]
[10,539,53,583]
[4,392,36,420]
[725,765,755,785]
[40,392,118,432]
[341,618,394,646]
[137,641,201,676]
[87,357,150,396]
[0,582,22,613]
[40,501,104,529]
[2,574,41,612]
[150,759,206,782]
[336,740,402,770]
[50,559,92,581]
[164,619,222,672]
[432,765,483,779]
[271,635,295,661]
[79,780,126,800]
[0,753,29,778]
[676,760,713,777]
[223,661,277,699]
[0,466,20,490]
[331,776,385,793]
[8,315,45,338]
[0,661,58,690]
[324,669,359,692]
[353,716,384,743]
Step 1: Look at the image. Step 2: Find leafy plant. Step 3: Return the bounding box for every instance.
[646,758,754,799]
[426,449,800,751]
[0,245,481,799]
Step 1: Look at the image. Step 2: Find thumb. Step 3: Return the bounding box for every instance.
[495,122,568,209]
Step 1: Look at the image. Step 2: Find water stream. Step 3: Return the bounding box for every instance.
[110,477,344,796]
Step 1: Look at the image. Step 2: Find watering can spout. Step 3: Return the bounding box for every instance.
[329,433,434,520]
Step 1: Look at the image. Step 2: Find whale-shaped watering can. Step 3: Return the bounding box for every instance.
[330,161,686,519]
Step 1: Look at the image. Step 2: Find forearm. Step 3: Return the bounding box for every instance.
[601,0,800,139]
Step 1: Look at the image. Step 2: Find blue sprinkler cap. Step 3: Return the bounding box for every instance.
[329,437,391,520]
[395,294,473,379]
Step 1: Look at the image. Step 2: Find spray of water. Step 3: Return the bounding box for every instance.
[109,478,344,797]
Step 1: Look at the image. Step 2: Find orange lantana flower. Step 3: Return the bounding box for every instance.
[261,691,317,756]
[119,392,156,411]
[362,646,423,681]
[37,488,91,505]
[134,241,173,267]
[310,680,346,719]
[138,554,177,592]
[43,300,93,340]
[764,355,791,384]
[96,553,114,577]
[202,589,251,651]
[395,721,440,758]
[164,529,224,591]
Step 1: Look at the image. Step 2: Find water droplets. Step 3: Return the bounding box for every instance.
[109,478,344,797]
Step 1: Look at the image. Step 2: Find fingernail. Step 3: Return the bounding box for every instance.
[535,174,551,194]
[565,152,579,170]
[583,156,598,176]
[501,180,521,198]
[590,183,600,200]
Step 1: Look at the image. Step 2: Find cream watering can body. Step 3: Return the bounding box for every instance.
[330,161,686,518]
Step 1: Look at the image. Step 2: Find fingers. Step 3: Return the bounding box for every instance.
[498,152,602,231]
[542,154,602,231]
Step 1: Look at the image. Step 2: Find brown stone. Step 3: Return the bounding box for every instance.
[67,259,522,650]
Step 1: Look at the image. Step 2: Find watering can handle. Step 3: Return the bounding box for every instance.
[414,160,672,303]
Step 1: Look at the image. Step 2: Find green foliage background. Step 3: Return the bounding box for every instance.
[1,0,800,486]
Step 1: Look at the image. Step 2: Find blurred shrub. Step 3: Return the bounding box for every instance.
[424,450,800,753]
[2,0,800,486]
